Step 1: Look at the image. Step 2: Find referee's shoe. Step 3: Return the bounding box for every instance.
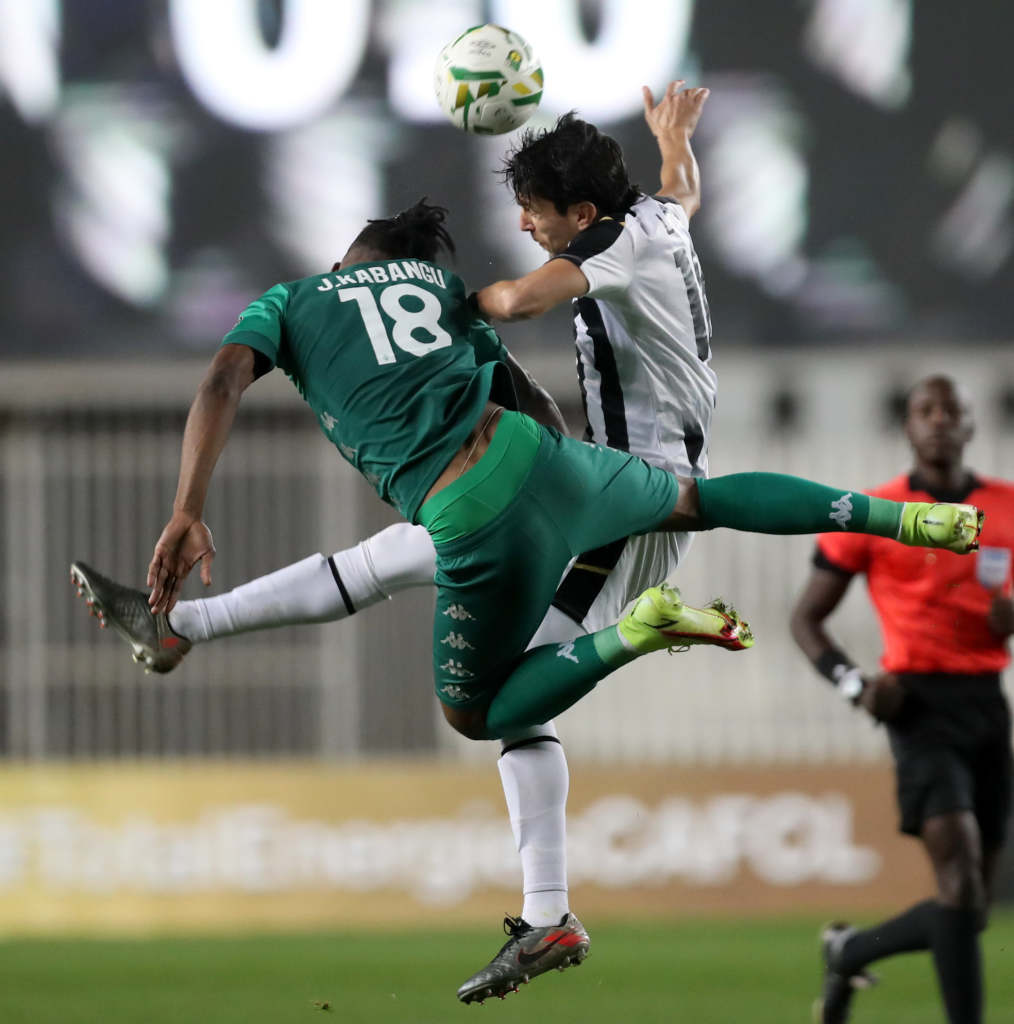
[815,922,877,1024]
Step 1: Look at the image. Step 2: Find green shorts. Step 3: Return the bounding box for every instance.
[417,411,678,709]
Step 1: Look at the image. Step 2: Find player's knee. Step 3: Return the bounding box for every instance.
[660,476,700,531]
[936,855,985,910]
[440,701,490,741]
[924,812,986,909]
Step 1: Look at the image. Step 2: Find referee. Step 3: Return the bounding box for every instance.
[791,375,1014,1024]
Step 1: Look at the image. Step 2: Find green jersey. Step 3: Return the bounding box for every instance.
[221,259,512,521]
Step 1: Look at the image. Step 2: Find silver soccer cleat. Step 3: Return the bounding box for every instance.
[457,913,590,1005]
[70,561,191,674]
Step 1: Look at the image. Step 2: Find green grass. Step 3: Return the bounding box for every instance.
[2,912,1013,1023]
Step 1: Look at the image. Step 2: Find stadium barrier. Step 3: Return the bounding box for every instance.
[0,759,931,934]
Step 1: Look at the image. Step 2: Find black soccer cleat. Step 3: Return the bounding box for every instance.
[457,913,590,1005]
[70,561,191,674]
[814,921,878,1024]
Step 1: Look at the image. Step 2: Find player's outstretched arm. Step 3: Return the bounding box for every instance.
[643,79,709,217]
[476,258,588,322]
[148,344,257,613]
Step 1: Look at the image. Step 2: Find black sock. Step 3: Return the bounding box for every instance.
[930,906,982,1024]
[838,899,937,974]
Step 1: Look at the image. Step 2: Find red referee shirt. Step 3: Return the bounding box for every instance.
[817,474,1014,675]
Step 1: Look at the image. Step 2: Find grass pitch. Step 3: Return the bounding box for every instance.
[2,912,1013,1023]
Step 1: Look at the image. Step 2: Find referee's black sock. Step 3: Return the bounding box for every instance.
[930,905,982,1024]
[838,899,937,974]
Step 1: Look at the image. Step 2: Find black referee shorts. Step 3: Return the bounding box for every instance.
[887,672,1012,848]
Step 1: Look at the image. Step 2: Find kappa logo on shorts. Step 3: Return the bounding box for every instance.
[320,411,337,433]
[556,642,579,664]
[440,659,474,679]
[441,631,475,651]
[443,604,476,622]
[439,683,470,700]
[829,492,854,529]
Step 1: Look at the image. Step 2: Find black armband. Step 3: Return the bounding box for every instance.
[251,349,274,380]
[465,291,482,319]
[815,647,857,685]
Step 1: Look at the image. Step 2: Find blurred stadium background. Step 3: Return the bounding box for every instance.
[2,1,1013,1021]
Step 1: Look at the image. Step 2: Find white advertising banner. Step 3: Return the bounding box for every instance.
[0,761,931,934]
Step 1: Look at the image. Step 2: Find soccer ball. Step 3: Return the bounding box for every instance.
[434,24,543,135]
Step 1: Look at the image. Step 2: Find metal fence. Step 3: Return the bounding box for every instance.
[2,347,1012,763]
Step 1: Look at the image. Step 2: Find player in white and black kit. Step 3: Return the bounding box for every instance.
[518,123,717,636]
[73,83,715,1000]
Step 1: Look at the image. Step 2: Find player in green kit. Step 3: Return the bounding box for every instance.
[141,198,982,749]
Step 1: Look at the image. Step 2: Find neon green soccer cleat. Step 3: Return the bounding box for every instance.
[618,583,754,654]
[896,502,984,554]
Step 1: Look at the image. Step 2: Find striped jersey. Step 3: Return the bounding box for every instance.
[554,194,717,478]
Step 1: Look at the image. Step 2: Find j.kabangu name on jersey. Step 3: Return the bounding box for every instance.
[315,260,448,291]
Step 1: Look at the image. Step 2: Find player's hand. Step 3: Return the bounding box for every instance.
[987,594,1014,638]
[859,672,907,723]
[147,512,215,614]
[642,80,710,139]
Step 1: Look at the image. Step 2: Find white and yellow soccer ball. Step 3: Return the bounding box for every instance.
[434,24,543,135]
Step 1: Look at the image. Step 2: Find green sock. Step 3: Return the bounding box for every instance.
[483,629,634,739]
[696,472,901,537]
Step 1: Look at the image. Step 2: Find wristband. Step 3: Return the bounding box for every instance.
[815,648,865,705]
[815,647,856,684]
[836,668,866,705]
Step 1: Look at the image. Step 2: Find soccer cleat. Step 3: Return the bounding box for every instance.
[813,922,878,1024]
[618,582,753,654]
[896,502,983,553]
[70,561,191,674]
[456,913,590,1005]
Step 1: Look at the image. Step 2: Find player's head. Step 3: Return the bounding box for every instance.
[337,199,456,268]
[904,375,974,469]
[502,112,639,255]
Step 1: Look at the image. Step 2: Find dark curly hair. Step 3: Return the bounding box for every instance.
[502,112,640,217]
[342,198,456,266]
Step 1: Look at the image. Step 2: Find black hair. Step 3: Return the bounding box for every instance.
[341,198,455,266]
[502,112,640,217]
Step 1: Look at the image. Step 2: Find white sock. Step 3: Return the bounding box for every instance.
[168,522,436,643]
[491,604,585,926]
[499,722,570,927]
[358,522,436,594]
